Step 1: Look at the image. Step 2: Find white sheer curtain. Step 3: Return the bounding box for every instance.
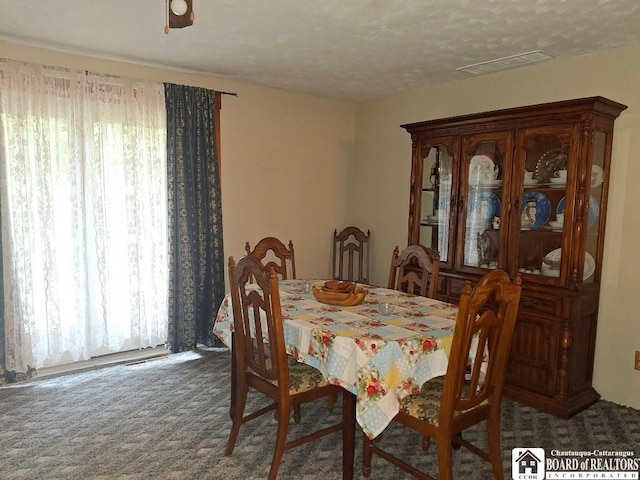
[0,59,168,372]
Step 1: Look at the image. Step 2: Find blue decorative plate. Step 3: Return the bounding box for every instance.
[557,195,599,228]
[469,191,501,222]
[522,192,551,230]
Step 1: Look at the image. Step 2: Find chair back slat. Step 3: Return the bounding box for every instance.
[332,226,370,284]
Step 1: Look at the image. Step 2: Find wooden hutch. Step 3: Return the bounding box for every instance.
[402,97,627,417]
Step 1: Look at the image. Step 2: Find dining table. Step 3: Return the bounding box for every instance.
[213,278,461,478]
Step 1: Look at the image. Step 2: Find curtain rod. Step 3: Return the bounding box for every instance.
[79,70,238,97]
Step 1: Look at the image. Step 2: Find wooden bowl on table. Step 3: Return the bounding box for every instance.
[322,280,355,293]
[312,281,368,306]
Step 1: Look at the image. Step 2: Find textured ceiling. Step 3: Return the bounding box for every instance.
[0,0,639,102]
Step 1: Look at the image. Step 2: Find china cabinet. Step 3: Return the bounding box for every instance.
[402,97,627,417]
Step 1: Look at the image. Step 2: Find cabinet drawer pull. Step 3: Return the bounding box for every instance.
[521,297,540,307]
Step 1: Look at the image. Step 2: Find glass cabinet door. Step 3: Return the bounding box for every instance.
[457,133,513,273]
[584,130,608,285]
[515,126,577,281]
[418,142,455,268]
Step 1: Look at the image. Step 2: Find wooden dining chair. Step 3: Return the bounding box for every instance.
[326,225,370,416]
[332,226,370,284]
[243,237,302,422]
[363,269,523,480]
[226,255,349,479]
[388,244,440,298]
[245,236,296,280]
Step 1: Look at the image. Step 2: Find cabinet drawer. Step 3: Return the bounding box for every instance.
[519,290,564,316]
[447,278,565,317]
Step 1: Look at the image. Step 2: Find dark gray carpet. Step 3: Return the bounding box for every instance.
[0,350,638,479]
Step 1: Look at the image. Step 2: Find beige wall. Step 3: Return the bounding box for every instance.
[218,84,355,279]
[353,44,640,409]
[1,40,638,409]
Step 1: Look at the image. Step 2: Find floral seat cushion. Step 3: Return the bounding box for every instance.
[400,376,485,427]
[286,356,328,394]
[252,356,328,395]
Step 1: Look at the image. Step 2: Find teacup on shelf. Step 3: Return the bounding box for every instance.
[548,220,564,229]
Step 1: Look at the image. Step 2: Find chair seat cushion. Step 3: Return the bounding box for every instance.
[400,376,485,426]
[258,356,329,394]
[286,356,329,394]
[400,376,446,425]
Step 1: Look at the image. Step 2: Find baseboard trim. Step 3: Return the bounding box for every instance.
[35,346,170,380]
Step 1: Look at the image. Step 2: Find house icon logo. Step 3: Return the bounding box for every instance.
[512,448,545,480]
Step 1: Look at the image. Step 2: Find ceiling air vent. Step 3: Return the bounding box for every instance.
[457,50,555,75]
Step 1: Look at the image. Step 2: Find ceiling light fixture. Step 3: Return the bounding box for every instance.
[170,0,188,16]
[164,0,195,35]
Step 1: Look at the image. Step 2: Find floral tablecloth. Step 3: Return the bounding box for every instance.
[213,279,459,439]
